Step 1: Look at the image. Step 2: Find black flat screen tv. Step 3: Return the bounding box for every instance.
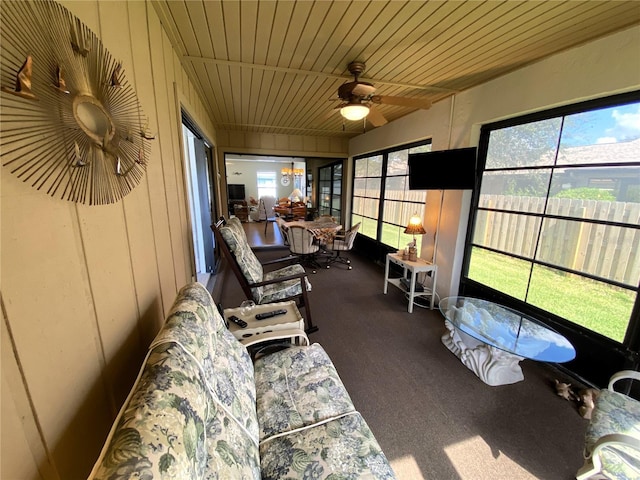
[228,184,246,200]
[408,147,477,190]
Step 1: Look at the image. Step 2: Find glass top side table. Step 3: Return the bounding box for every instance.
[439,296,575,386]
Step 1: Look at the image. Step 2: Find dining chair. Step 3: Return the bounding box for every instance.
[275,216,289,246]
[325,222,360,270]
[287,225,322,274]
[260,196,277,235]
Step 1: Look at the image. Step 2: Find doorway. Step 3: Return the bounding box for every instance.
[182,115,217,286]
[317,160,342,223]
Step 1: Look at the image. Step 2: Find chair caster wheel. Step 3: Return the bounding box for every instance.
[346,260,351,264]
[348,266,352,270]
[326,265,330,269]
[312,270,317,274]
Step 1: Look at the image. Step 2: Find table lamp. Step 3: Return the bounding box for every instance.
[404,214,426,260]
[290,188,303,203]
[404,214,426,244]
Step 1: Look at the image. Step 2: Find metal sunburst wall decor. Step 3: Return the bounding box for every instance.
[0,0,154,205]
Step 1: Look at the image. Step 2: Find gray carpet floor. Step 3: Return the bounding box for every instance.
[217,243,589,480]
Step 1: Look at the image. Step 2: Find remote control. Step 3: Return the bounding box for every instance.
[255,309,287,320]
[227,315,248,328]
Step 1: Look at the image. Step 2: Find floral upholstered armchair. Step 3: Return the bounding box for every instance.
[211,217,317,333]
[577,370,640,480]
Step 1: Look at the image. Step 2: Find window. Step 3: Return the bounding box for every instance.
[465,95,640,344]
[257,171,276,199]
[352,141,431,251]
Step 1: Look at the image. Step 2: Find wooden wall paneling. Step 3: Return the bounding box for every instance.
[85,0,152,395]
[160,34,191,287]
[2,181,112,478]
[288,135,304,152]
[246,133,261,149]
[229,130,247,148]
[275,134,289,151]
[75,202,142,399]
[170,47,196,285]
[114,2,165,347]
[1,313,56,480]
[216,130,230,147]
[149,8,184,308]
[259,133,276,150]
[130,1,179,318]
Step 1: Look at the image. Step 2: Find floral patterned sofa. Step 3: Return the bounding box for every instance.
[88,282,396,479]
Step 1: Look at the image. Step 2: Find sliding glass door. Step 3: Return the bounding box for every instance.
[318,161,342,223]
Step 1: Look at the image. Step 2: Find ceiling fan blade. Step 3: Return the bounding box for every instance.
[367,105,387,127]
[371,95,432,109]
[321,104,342,121]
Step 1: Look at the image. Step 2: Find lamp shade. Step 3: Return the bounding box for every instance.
[290,188,303,202]
[404,214,426,235]
[340,103,370,121]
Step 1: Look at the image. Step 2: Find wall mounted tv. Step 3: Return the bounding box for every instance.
[228,184,246,200]
[408,147,477,190]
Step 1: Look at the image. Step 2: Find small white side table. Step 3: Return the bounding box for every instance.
[383,252,437,313]
[224,300,308,347]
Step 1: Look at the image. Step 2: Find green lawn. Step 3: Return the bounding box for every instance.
[468,248,634,343]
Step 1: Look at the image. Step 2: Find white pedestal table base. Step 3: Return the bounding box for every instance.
[441,320,525,386]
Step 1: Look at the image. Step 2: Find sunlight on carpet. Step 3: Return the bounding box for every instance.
[444,435,534,479]
[389,455,426,480]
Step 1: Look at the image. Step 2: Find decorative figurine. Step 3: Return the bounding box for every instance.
[578,388,600,419]
[2,55,37,100]
[554,379,576,401]
[110,63,122,88]
[52,65,70,94]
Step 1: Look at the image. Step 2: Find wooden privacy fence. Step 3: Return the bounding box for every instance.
[475,195,640,287]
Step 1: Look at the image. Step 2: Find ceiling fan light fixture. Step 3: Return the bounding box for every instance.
[340,103,370,121]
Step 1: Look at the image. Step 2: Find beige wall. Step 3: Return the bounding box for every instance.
[349,25,640,302]
[1,1,217,479]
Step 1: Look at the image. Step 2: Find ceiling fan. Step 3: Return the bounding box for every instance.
[336,61,432,127]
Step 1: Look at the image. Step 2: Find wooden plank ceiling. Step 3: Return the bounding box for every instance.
[152,0,640,138]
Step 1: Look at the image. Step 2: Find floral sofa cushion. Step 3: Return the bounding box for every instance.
[261,264,311,304]
[254,343,355,441]
[152,282,259,441]
[89,342,260,480]
[220,224,265,300]
[584,389,640,480]
[259,413,396,480]
[227,216,248,242]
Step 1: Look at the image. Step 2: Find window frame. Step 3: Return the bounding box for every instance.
[460,91,640,384]
[351,139,431,253]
